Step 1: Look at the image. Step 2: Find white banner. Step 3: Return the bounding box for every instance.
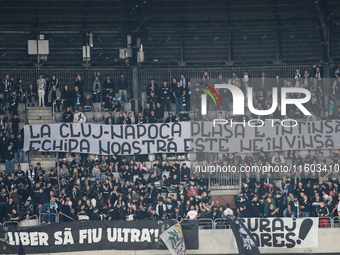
[191,120,340,153]
[241,217,318,249]
[24,122,191,155]
[160,223,186,255]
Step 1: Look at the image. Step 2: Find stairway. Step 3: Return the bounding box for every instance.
[27,106,53,125]
[27,106,56,172]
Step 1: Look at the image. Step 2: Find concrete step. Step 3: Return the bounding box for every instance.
[30,160,56,169]
[30,151,56,157]
[27,116,53,120]
[28,106,52,111]
[27,112,53,118]
[28,119,53,124]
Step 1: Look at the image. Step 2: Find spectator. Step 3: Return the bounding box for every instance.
[92,75,101,103]
[4,144,15,174]
[111,92,122,112]
[328,97,337,119]
[27,83,37,107]
[173,82,185,112]
[83,94,94,112]
[116,74,128,103]
[16,133,25,164]
[61,85,72,109]
[102,74,114,102]
[2,73,12,103]
[73,109,86,123]
[63,106,73,123]
[147,78,159,97]
[10,112,20,135]
[7,91,20,117]
[184,205,198,220]
[74,74,84,95]
[48,84,61,112]
[160,80,171,112]
[73,86,83,111]
[37,73,46,107]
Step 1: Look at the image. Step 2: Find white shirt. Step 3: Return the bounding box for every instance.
[74,112,86,123]
[223,208,234,217]
[187,210,198,220]
[37,78,46,90]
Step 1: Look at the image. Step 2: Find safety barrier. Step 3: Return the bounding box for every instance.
[3,221,19,226]
[38,213,59,224]
[59,213,76,222]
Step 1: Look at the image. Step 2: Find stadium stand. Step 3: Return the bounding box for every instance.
[0,67,340,229]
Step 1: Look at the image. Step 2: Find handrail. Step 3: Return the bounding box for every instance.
[53,100,56,123]
[3,221,20,225]
[59,213,75,222]
[39,212,58,224]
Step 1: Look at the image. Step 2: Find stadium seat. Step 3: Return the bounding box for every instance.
[55,112,63,122]
[19,113,27,123]
[20,219,39,227]
[148,154,155,162]
[321,149,331,158]
[21,163,29,173]
[143,173,150,180]
[145,162,152,170]
[123,102,131,111]
[208,111,217,119]
[93,112,104,122]
[17,103,26,112]
[93,103,101,111]
[163,171,170,179]
[112,172,121,179]
[163,112,169,121]
[84,112,94,122]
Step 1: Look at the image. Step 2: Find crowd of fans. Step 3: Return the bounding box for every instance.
[0,66,340,225]
[232,149,340,224]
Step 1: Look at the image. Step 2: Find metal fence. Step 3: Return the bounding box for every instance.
[0,65,314,94]
[138,65,314,91]
[0,68,132,93]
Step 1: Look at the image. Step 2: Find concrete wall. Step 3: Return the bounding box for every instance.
[14,228,340,255]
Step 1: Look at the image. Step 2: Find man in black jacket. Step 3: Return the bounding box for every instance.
[102,74,114,102]
[35,188,50,223]
[4,144,15,174]
[250,195,262,217]
[116,74,128,102]
[160,80,171,112]
[63,106,73,123]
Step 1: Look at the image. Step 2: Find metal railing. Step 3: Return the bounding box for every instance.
[59,213,75,222]
[3,221,20,225]
[38,213,59,224]
[137,65,315,91]
[209,169,241,190]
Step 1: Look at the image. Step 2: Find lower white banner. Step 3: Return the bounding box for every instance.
[241,217,319,249]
